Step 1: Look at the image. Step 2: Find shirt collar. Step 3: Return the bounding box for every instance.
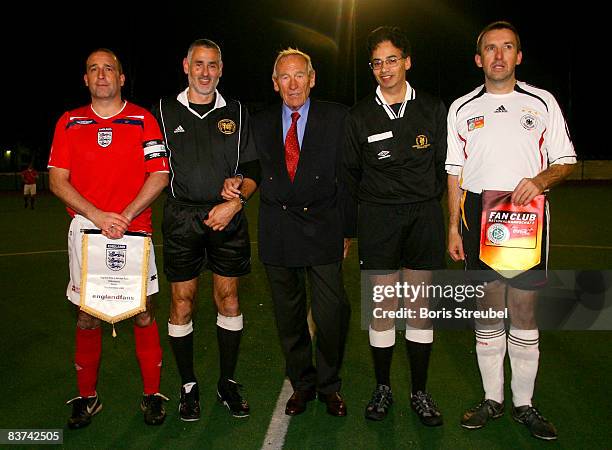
[177,87,227,118]
[282,97,311,122]
[375,81,415,119]
[90,100,127,120]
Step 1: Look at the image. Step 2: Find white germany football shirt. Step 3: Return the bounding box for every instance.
[446,81,576,193]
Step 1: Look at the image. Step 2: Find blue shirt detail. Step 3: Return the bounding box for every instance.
[282,98,310,148]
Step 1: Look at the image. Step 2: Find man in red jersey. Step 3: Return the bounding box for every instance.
[48,49,169,429]
[20,163,38,209]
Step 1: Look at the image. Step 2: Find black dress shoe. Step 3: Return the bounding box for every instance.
[318,392,347,417]
[285,390,316,416]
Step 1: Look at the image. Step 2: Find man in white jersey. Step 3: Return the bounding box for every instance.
[446,21,576,441]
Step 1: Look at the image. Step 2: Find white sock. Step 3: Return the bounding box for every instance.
[508,326,539,407]
[405,325,433,344]
[168,320,193,337]
[216,313,243,331]
[369,326,396,347]
[475,323,506,404]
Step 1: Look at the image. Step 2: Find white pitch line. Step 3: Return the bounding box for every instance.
[1,242,610,258]
[0,244,162,257]
[0,242,260,258]
[261,378,293,450]
[0,249,68,257]
[550,244,612,250]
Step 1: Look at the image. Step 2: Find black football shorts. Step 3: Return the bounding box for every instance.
[358,199,446,271]
[162,198,251,282]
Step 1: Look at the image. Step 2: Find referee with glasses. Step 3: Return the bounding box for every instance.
[344,26,447,425]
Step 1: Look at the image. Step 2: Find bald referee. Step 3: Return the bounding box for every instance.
[152,39,259,421]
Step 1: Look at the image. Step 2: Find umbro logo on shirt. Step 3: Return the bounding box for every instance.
[174,125,185,133]
[377,150,391,160]
[494,105,508,113]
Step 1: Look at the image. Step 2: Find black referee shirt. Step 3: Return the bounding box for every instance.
[344,89,447,204]
[152,89,257,205]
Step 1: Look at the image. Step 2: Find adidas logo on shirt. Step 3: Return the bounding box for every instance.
[494,105,507,113]
[174,125,185,133]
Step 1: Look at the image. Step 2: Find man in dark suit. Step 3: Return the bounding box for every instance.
[222,48,355,416]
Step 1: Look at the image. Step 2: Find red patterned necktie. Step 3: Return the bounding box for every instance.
[285,111,300,182]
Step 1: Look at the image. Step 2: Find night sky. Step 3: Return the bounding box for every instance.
[3,1,596,168]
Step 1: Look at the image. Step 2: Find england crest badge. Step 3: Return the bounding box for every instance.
[106,243,127,271]
[98,127,113,148]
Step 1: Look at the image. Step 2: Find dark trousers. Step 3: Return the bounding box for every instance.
[264,261,350,394]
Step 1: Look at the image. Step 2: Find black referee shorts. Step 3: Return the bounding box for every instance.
[162,198,251,282]
[462,191,548,290]
[358,200,446,271]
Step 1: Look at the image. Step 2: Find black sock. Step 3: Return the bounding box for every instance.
[217,325,242,383]
[406,340,432,394]
[370,345,394,387]
[169,332,197,386]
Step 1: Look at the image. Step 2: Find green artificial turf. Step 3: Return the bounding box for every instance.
[0,182,610,449]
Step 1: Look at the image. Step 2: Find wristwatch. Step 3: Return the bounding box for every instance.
[238,193,247,206]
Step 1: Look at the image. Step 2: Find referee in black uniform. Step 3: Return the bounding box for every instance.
[152,39,260,421]
[344,26,446,425]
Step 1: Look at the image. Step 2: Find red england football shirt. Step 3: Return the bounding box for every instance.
[48,101,168,233]
[21,168,38,184]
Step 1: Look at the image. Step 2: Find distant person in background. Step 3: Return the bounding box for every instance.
[48,48,169,429]
[20,163,38,209]
[446,21,576,441]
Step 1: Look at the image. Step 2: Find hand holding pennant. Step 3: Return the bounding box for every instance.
[479,190,545,278]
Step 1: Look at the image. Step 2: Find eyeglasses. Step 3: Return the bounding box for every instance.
[369,56,405,71]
